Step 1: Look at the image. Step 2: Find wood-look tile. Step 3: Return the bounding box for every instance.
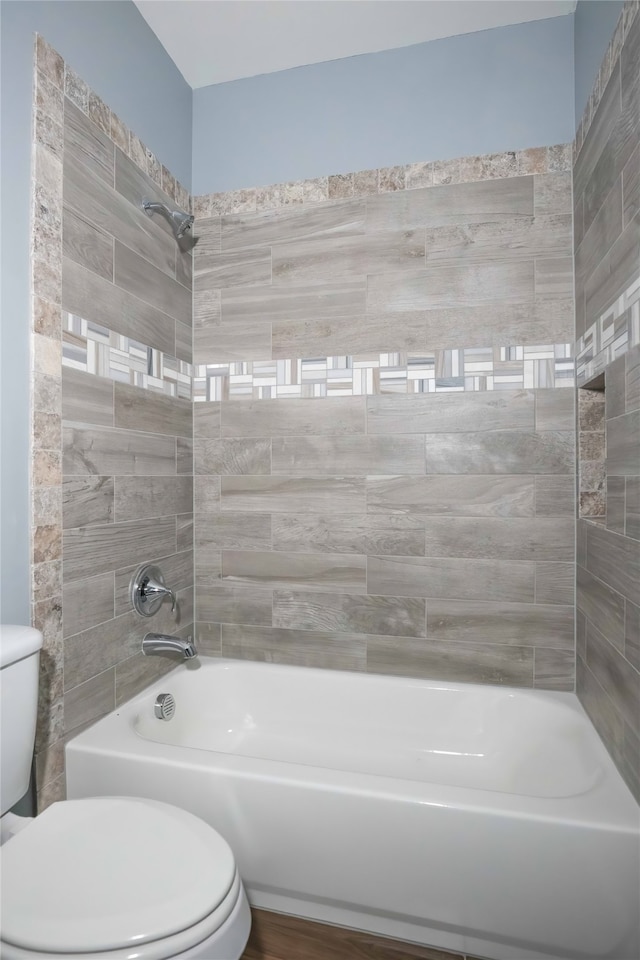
[606,409,640,475]
[367,475,535,518]
[533,172,572,215]
[62,205,113,281]
[177,437,193,475]
[221,476,366,514]
[195,438,271,475]
[194,476,221,513]
[196,513,271,551]
[62,476,114,529]
[577,563,626,652]
[221,624,366,672]
[574,62,622,204]
[114,241,191,325]
[222,397,365,438]
[195,319,272,362]
[64,152,176,277]
[272,514,424,557]
[221,198,365,250]
[114,650,178,706]
[63,425,176,476]
[222,550,366,594]
[583,98,639,249]
[423,215,571,265]
[425,431,574,475]
[114,147,179,243]
[272,231,425,284]
[366,176,533,233]
[535,389,574,431]
[273,590,426,637]
[534,257,574,300]
[534,476,575,517]
[192,217,222,258]
[193,623,221,656]
[367,635,534,687]
[113,476,193,523]
[420,299,573,350]
[627,476,640,541]
[368,390,534,435]
[535,561,574,605]
[368,555,535,602]
[62,257,175,355]
[64,668,115,735]
[63,98,114,186]
[195,246,272,290]
[272,311,426,359]
[423,517,574,561]
[241,907,460,960]
[176,513,193,554]
[63,610,141,689]
[533,648,574,690]
[62,367,114,427]
[586,520,640,605]
[272,435,424,476]
[586,620,640,735]
[626,598,640,672]
[63,517,176,583]
[627,343,640,413]
[427,599,574,647]
[623,142,640,228]
[576,656,625,771]
[221,278,366,325]
[194,402,221,439]
[575,176,623,284]
[114,549,194,617]
[606,476,627,535]
[175,320,192,363]
[367,260,534,314]
[196,584,273,626]
[63,572,114,638]
[114,382,192,438]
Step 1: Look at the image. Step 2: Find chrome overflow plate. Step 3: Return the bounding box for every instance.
[154,693,176,721]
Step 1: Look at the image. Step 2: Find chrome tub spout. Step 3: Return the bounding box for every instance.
[142,633,198,660]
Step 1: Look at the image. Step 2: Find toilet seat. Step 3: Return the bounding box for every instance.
[0,797,240,960]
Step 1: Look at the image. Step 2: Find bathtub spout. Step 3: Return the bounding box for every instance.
[142,633,198,659]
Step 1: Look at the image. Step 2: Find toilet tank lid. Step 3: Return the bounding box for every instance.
[0,625,43,668]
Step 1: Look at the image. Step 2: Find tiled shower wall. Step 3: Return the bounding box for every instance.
[573,2,640,802]
[191,149,577,688]
[30,38,194,810]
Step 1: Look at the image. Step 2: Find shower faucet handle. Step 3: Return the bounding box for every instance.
[131,563,177,617]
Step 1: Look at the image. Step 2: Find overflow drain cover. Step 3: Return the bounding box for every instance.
[154,693,176,721]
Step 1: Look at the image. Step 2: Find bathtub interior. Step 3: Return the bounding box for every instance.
[132,659,604,799]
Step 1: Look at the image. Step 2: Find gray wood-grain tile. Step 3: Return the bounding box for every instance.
[195,246,272,290]
[367,390,534,435]
[63,572,114,638]
[423,215,571,265]
[368,555,535,602]
[425,431,574,475]
[575,176,623,284]
[533,648,574,690]
[535,389,575,431]
[114,382,192,438]
[427,599,574,647]
[273,231,425,284]
[222,396,365,438]
[366,635,534,686]
[62,257,175,355]
[606,476,627,535]
[534,257,574,300]
[196,584,273,626]
[221,624,367,672]
[114,241,191,325]
[195,319,272,363]
[586,620,640,735]
[574,62,622,204]
[113,476,193,523]
[273,589,426,637]
[534,476,575,516]
[607,409,640,475]
[272,435,425,476]
[194,476,221,513]
[367,474,535,518]
[63,610,142,689]
[534,172,572,215]
[222,549,367,594]
[63,517,176,582]
[194,438,271,475]
[221,278,366,325]
[194,402,221,439]
[272,514,424,556]
[586,520,640,605]
[63,476,114,529]
[623,142,640,228]
[63,98,114,186]
[64,668,115,735]
[62,367,113,427]
[63,425,176,476]
[221,198,365,250]
[423,517,574,561]
[196,513,271,551]
[175,320,192,363]
[177,437,193,475]
[62,205,113,281]
[577,563,626,652]
[535,561,575,605]
[221,476,366,514]
[272,310,426,359]
[114,147,180,244]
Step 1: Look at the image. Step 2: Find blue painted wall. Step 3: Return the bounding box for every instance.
[0,0,191,623]
[193,15,575,195]
[574,0,624,123]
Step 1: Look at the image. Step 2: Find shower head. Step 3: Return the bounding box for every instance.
[142,200,195,240]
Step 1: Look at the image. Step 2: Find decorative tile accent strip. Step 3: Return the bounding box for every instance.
[62,312,192,399]
[192,144,572,216]
[575,275,640,386]
[574,0,639,160]
[194,344,574,402]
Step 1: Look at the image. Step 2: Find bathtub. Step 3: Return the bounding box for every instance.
[66,658,639,960]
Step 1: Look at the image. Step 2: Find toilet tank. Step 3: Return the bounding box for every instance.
[0,626,43,815]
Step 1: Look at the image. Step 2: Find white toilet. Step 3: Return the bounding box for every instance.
[0,625,252,960]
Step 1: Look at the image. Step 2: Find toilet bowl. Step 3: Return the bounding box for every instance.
[0,625,251,960]
[0,796,251,960]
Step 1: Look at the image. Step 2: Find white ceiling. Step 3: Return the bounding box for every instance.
[134,0,577,89]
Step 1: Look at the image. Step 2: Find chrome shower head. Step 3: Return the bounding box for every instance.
[142,200,194,240]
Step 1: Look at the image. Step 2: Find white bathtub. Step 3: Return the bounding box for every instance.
[66,658,639,960]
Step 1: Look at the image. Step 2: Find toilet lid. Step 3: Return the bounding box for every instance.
[0,797,237,954]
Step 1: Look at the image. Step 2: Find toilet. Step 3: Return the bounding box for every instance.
[0,625,252,960]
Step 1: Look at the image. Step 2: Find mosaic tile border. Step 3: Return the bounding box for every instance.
[574,0,639,160]
[575,275,640,386]
[192,143,572,218]
[194,344,574,402]
[62,313,193,399]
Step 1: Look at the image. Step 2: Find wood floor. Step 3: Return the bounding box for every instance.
[241,909,487,960]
